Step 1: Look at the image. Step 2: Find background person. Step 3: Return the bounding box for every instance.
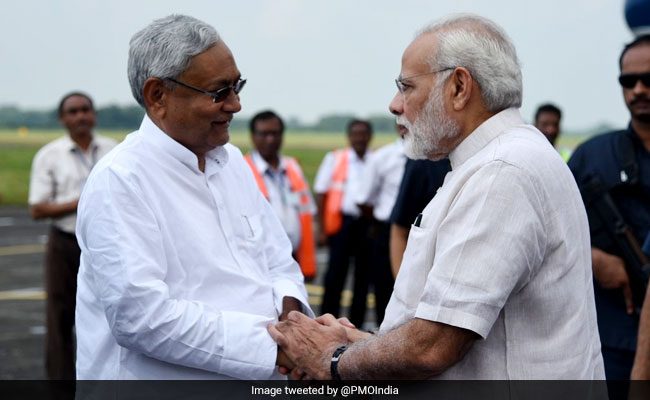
[244,110,317,281]
[388,158,450,277]
[534,103,562,146]
[314,120,372,327]
[568,34,650,382]
[28,92,117,380]
[354,128,407,326]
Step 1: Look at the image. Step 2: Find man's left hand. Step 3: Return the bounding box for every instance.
[268,311,348,380]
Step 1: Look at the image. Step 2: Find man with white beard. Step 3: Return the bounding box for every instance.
[268,14,605,380]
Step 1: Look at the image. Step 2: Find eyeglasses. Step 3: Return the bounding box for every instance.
[395,67,455,95]
[618,72,650,89]
[166,77,247,103]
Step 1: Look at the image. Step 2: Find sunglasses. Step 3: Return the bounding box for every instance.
[166,77,246,103]
[618,72,650,89]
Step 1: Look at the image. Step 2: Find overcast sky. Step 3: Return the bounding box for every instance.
[0,0,635,131]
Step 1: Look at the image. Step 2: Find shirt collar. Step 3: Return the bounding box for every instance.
[250,150,286,174]
[448,108,523,169]
[348,147,369,163]
[139,114,229,173]
[64,132,98,153]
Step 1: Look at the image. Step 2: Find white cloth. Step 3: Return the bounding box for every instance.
[381,108,605,379]
[313,147,370,217]
[28,133,117,233]
[354,139,406,221]
[248,151,316,250]
[75,115,313,380]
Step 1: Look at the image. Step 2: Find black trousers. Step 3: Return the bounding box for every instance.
[45,226,80,381]
[368,220,395,326]
[321,215,372,327]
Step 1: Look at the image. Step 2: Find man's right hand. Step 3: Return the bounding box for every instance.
[592,247,634,314]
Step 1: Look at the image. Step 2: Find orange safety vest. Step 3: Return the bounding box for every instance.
[323,148,349,236]
[244,154,317,279]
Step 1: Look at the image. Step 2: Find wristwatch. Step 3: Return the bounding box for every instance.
[330,345,348,381]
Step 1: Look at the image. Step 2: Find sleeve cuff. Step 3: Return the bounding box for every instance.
[272,279,315,318]
[220,311,278,379]
[414,302,491,339]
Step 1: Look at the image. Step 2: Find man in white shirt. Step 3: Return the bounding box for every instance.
[75,14,312,380]
[313,120,372,327]
[269,14,605,380]
[354,133,406,326]
[244,110,317,281]
[28,92,116,380]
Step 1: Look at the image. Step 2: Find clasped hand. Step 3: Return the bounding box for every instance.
[268,312,372,380]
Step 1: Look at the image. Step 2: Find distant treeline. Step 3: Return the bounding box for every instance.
[0,105,398,133]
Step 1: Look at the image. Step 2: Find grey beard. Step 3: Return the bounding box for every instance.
[399,88,459,161]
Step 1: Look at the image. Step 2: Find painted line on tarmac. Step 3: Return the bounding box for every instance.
[0,217,16,227]
[0,288,45,300]
[0,244,45,256]
[305,283,324,295]
[305,285,375,308]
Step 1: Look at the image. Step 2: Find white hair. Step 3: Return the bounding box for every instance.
[417,14,523,112]
[127,14,220,107]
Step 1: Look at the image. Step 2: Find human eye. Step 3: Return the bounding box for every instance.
[400,81,414,92]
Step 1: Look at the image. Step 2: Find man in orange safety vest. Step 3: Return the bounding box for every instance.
[314,119,373,327]
[244,110,317,281]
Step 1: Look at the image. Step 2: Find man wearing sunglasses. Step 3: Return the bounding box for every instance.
[569,35,650,382]
[73,15,312,380]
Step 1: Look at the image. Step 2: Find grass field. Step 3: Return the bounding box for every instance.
[0,128,398,205]
[0,127,593,206]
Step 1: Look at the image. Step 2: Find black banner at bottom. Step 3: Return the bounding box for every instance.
[1,380,648,400]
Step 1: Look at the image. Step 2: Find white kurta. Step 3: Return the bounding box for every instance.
[381,108,605,379]
[75,115,312,380]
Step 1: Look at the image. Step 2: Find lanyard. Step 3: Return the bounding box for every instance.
[73,145,98,175]
[265,168,291,206]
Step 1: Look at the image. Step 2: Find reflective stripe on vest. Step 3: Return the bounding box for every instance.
[244,154,317,279]
[323,148,349,236]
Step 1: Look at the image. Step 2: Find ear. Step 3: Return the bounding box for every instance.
[449,67,473,111]
[142,77,168,118]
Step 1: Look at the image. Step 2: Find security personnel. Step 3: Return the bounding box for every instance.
[569,35,650,382]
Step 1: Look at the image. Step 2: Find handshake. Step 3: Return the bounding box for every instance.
[267,311,373,380]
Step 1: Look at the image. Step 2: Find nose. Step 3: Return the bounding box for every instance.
[222,91,242,113]
[632,79,650,94]
[389,92,404,116]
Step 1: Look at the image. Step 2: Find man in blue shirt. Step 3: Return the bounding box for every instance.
[568,34,650,380]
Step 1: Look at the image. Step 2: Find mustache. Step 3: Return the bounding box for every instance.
[396,116,409,127]
[631,96,650,105]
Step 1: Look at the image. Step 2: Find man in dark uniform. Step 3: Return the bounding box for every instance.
[568,34,650,380]
[388,159,451,276]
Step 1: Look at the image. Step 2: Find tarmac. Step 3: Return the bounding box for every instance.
[0,206,376,379]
